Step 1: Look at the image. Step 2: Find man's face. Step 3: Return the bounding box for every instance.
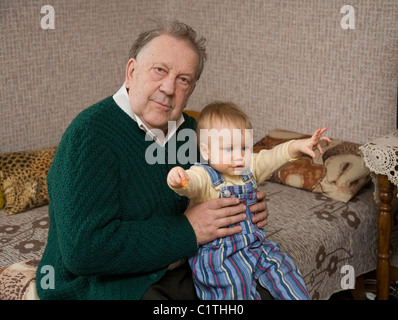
[125,34,199,133]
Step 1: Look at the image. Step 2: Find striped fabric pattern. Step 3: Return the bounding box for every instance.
[189,164,310,300]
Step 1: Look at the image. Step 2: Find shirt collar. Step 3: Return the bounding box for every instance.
[112,84,185,146]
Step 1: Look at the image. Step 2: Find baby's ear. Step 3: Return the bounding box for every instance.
[199,142,209,161]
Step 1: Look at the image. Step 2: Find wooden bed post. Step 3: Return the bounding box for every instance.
[377,174,393,300]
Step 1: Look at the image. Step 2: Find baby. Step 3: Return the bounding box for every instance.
[167,101,330,300]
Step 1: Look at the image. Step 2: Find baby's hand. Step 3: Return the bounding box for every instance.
[167,166,189,189]
[288,128,332,159]
[302,128,332,158]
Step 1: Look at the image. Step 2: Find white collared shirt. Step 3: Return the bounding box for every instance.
[112,84,185,147]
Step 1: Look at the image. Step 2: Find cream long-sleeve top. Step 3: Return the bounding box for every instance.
[169,141,297,204]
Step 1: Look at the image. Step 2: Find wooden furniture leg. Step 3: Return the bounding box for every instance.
[377,174,393,300]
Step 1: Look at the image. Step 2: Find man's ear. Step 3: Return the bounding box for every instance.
[125,58,137,88]
[199,142,209,161]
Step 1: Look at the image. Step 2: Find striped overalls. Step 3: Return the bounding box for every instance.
[188,163,311,300]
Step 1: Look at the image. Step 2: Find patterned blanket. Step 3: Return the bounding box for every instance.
[0,181,391,300]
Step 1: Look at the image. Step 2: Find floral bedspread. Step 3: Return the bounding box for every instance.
[0,181,384,300]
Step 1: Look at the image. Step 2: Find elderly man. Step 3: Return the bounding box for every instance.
[36,21,269,300]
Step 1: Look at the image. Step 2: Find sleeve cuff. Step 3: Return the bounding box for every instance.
[285,140,300,162]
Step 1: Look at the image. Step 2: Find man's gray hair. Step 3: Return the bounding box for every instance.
[129,20,207,81]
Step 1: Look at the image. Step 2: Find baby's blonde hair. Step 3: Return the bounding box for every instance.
[196,101,253,163]
[196,101,253,135]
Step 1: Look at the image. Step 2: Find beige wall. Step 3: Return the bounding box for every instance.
[1,0,397,153]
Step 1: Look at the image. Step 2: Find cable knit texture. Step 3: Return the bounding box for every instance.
[36,96,198,299]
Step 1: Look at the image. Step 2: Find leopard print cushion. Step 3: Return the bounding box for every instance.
[253,129,370,203]
[0,147,57,215]
[0,187,4,209]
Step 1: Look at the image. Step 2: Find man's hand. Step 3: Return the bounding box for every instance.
[184,197,246,245]
[251,189,268,229]
[184,189,269,245]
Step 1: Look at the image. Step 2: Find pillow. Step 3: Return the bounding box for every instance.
[0,146,57,215]
[0,258,40,300]
[184,110,200,120]
[253,129,370,203]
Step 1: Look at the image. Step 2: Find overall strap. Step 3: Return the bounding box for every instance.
[240,168,253,182]
[194,162,225,187]
[240,168,257,190]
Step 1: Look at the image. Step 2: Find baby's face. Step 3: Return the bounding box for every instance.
[200,121,253,176]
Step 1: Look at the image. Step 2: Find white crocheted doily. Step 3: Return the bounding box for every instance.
[359,131,398,202]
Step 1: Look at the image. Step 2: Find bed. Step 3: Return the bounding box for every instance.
[0,181,379,300]
[1,127,394,300]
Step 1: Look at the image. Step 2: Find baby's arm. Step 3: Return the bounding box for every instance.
[168,165,212,202]
[288,127,332,159]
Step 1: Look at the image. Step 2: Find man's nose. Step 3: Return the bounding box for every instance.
[159,76,176,96]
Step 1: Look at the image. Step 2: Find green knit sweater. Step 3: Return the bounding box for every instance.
[36,96,198,299]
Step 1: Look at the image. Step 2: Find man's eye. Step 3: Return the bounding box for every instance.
[156,67,164,73]
[178,77,190,86]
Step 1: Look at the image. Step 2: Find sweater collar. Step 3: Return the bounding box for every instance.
[112,84,185,147]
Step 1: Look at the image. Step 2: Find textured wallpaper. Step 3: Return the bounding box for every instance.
[1,0,397,153]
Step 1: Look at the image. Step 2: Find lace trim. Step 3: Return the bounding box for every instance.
[359,131,398,202]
